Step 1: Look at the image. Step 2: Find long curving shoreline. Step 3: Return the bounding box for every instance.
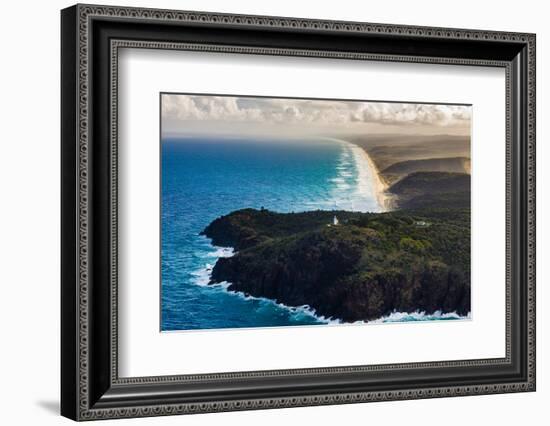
[356,145,392,211]
[325,137,392,212]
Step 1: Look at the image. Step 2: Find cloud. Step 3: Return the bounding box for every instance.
[350,103,470,126]
[161,94,471,132]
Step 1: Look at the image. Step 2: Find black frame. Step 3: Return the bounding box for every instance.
[61,4,536,421]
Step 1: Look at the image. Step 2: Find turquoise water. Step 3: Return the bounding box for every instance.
[161,136,383,331]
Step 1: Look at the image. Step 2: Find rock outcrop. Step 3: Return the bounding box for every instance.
[202,208,470,322]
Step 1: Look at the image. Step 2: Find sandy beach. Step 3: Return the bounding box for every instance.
[359,147,391,211]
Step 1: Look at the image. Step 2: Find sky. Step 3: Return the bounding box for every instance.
[161,94,471,138]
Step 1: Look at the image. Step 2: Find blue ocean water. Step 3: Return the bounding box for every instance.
[161,136,383,331]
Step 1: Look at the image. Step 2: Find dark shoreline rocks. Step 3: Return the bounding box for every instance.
[202,208,471,322]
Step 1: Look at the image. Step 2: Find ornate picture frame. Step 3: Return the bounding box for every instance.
[61,4,535,421]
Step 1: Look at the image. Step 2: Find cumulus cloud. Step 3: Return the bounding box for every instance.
[350,103,470,126]
[161,94,471,136]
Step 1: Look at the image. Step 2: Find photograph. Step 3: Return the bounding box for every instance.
[160,94,472,331]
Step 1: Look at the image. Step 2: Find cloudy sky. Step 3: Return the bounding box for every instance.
[161,94,471,138]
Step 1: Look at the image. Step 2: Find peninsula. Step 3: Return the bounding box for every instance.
[202,207,470,322]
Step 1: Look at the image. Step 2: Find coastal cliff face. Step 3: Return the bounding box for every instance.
[202,208,470,322]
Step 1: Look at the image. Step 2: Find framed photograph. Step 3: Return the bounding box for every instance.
[61,4,536,421]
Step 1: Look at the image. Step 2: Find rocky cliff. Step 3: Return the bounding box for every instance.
[202,208,470,322]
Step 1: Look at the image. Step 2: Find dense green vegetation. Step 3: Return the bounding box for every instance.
[388,171,471,209]
[203,207,470,322]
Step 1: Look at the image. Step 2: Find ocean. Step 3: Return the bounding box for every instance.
[160,136,462,331]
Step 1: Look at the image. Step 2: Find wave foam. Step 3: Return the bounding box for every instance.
[321,137,388,213]
[192,252,468,326]
[205,246,234,258]
[191,245,234,286]
[348,143,389,212]
[370,310,470,324]
[192,256,469,325]
[190,245,337,324]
